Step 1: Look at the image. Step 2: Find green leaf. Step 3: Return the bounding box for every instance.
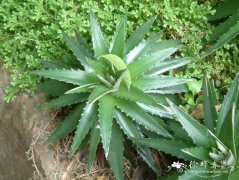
[209,152,224,163]
[187,80,202,97]
[148,116,171,132]
[237,90,239,108]
[88,85,114,105]
[128,47,182,79]
[45,104,85,145]
[203,21,239,57]
[74,29,93,58]
[100,54,131,88]
[115,110,141,138]
[88,121,101,171]
[34,69,98,85]
[145,57,196,76]
[161,172,182,180]
[216,73,239,135]
[115,98,172,138]
[78,132,90,152]
[208,0,239,21]
[219,103,237,158]
[116,109,169,141]
[42,60,68,69]
[208,10,239,42]
[63,32,92,71]
[125,16,156,54]
[208,132,230,156]
[137,102,173,119]
[182,147,212,162]
[145,84,188,94]
[214,172,231,180]
[97,74,112,88]
[88,59,107,75]
[133,138,195,161]
[202,76,217,132]
[65,84,96,94]
[110,16,126,58]
[134,76,193,90]
[37,80,75,96]
[113,70,128,90]
[40,93,88,109]
[146,40,183,54]
[150,94,181,106]
[69,102,98,156]
[135,146,159,174]
[108,121,124,180]
[235,110,239,148]
[114,84,158,106]
[100,54,127,70]
[229,167,239,179]
[90,12,108,58]
[178,165,211,180]
[170,103,215,148]
[99,94,115,157]
[125,31,163,64]
[114,110,159,173]
[168,120,191,141]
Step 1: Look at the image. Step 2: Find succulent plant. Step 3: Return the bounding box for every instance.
[135,73,239,179]
[35,13,196,179]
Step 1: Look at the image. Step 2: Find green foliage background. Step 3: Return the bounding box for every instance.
[0,0,238,101]
[180,41,239,94]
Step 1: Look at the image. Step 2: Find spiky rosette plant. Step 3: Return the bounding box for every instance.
[35,13,196,179]
[135,74,239,179]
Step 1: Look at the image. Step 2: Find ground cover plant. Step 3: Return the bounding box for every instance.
[135,73,239,179]
[35,13,197,179]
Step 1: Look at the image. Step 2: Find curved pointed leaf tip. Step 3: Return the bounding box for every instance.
[90,11,108,58]
[100,54,131,89]
[110,16,127,58]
